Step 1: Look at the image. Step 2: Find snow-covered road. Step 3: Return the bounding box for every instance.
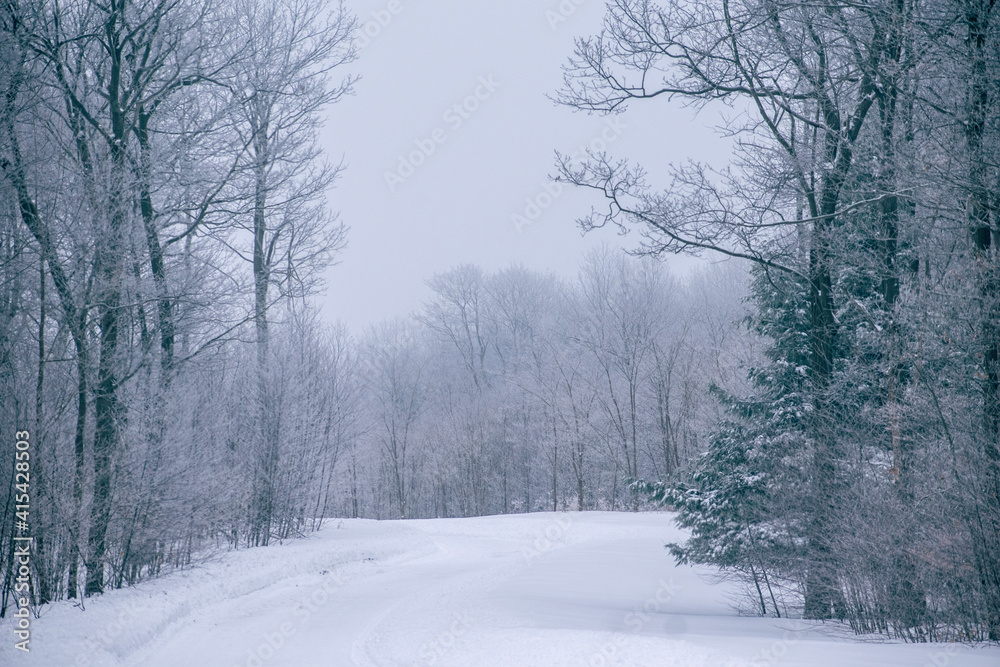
[4,512,999,666]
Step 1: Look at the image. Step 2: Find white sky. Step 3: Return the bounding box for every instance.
[319,0,732,331]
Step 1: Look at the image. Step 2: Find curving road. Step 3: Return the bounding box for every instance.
[10,513,1000,667]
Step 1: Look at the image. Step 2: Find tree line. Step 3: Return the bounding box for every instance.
[556,0,1000,643]
[354,255,749,521]
[0,0,355,605]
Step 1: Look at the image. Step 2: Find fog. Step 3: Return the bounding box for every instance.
[320,0,730,329]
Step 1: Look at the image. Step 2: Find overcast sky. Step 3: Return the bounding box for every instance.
[319,0,732,331]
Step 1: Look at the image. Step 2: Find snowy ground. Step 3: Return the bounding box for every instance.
[3,512,998,666]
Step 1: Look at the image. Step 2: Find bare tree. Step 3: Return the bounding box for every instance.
[569,249,671,507]
[364,321,426,520]
[222,0,354,545]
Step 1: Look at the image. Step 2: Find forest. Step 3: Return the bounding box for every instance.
[1,0,999,648]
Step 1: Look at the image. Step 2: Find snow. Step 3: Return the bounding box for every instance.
[3,512,998,666]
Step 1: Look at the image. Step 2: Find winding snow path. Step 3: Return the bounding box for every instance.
[4,512,998,666]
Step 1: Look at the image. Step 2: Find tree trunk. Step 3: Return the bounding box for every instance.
[33,257,50,604]
[803,231,842,620]
[551,415,558,512]
[251,111,278,547]
[85,209,124,596]
[86,8,129,593]
[965,0,1000,640]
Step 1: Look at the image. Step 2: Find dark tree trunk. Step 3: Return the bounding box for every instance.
[803,228,842,620]
[33,257,50,605]
[86,3,130,595]
[965,0,1000,640]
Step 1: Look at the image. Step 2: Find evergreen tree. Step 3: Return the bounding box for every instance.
[633,268,812,617]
